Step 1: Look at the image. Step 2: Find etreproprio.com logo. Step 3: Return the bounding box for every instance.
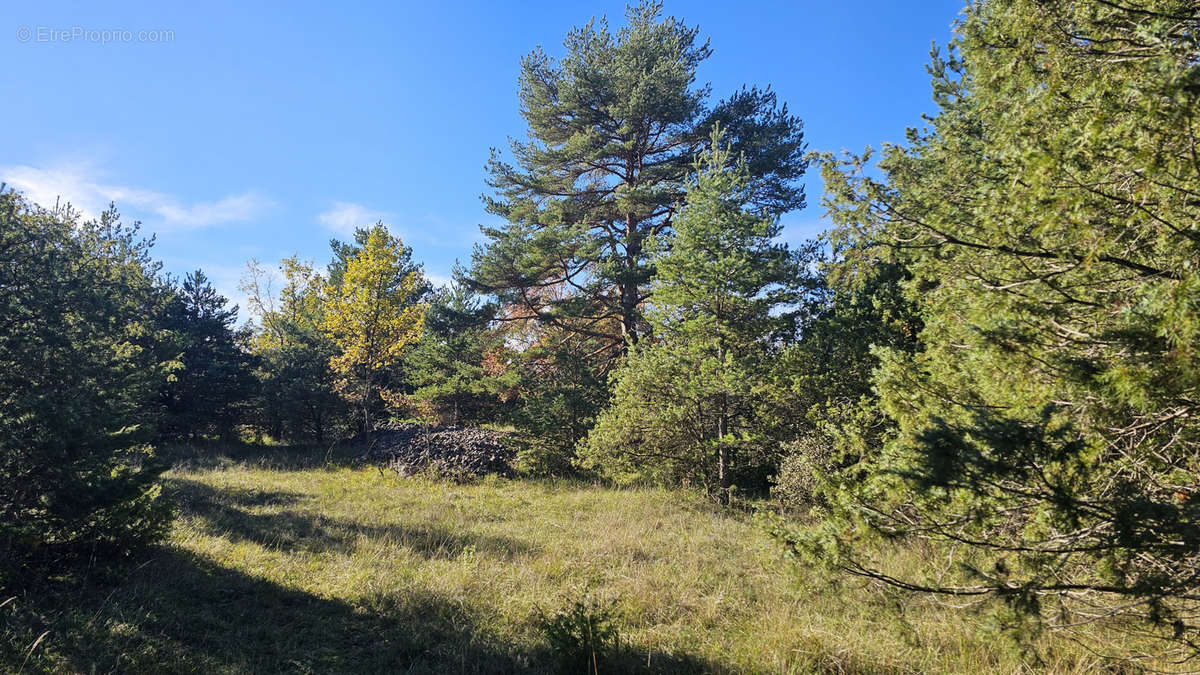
[17,26,175,44]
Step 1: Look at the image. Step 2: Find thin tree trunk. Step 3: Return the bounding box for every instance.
[717,388,730,504]
[717,412,729,506]
[716,305,730,505]
[362,376,373,434]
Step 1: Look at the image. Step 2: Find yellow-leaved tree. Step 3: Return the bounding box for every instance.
[322,226,426,432]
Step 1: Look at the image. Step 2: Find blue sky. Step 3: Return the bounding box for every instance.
[2,1,963,317]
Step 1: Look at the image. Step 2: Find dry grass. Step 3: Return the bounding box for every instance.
[0,444,1171,673]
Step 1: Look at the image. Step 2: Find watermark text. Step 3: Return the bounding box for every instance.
[16,26,174,44]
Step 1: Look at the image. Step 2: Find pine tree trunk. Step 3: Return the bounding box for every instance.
[621,214,642,344]
[717,413,729,506]
[716,322,730,505]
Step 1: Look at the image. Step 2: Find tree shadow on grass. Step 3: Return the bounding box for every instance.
[3,472,740,673]
[4,545,739,673]
[5,547,535,674]
[162,441,360,472]
[5,525,729,674]
[166,478,533,560]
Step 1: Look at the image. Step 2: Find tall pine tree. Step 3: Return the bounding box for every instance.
[582,131,811,501]
[469,1,807,363]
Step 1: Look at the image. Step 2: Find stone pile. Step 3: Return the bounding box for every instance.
[355,422,514,477]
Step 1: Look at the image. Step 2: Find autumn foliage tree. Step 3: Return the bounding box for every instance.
[322,226,426,432]
[241,256,347,443]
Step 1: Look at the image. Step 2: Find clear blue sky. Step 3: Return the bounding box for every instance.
[2,1,963,316]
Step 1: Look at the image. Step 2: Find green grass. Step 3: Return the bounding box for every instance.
[0,445,1168,673]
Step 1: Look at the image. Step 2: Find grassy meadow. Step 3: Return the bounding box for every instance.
[0,444,1167,674]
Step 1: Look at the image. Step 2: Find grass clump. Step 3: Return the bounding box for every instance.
[537,598,622,674]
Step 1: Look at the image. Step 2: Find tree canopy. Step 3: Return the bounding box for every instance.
[159,269,256,440]
[785,0,1200,653]
[322,226,427,432]
[583,132,813,499]
[0,193,171,579]
[469,1,807,363]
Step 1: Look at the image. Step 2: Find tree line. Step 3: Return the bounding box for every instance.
[2,0,1198,659]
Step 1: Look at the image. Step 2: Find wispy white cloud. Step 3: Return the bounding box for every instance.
[0,162,271,229]
[153,192,270,228]
[317,201,390,236]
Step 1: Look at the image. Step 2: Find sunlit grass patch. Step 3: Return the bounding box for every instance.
[1,446,1171,673]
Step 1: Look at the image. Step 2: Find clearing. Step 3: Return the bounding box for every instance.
[3,445,1155,673]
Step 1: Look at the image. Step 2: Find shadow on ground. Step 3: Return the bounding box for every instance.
[5,544,722,675]
[167,477,533,560]
[5,547,533,674]
[161,440,359,472]
[2,468,728,674]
